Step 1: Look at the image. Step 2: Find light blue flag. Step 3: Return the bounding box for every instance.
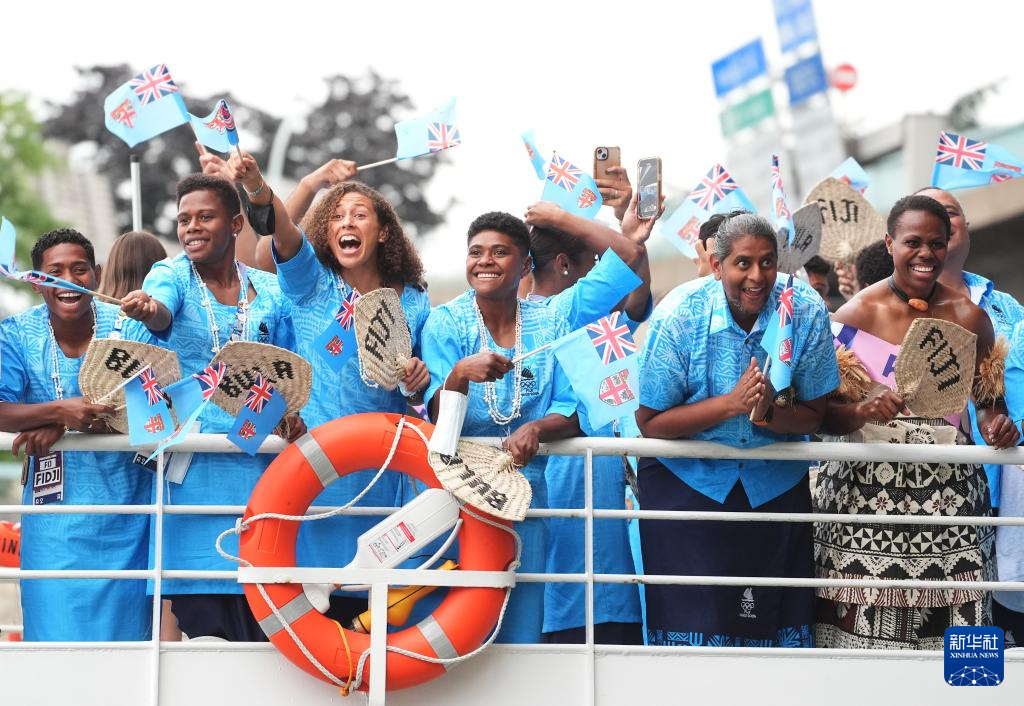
[313,289,360,373]
[541,152,603,220]
[550,312,640,430]
[125,368,175,447]
[228,375,287,456]
[521,129,547,179]
[104,64,189,148]
[759,274,795,400]
[831,156,870,194]
[0,217,15,275]
[189,99,239,153]
[147,362,227,459]
[931,131,1024,190]
[394,97,461,160]
[770,154,795,245]
[657,163,756,257]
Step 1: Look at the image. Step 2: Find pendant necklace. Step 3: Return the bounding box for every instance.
[887,275,935,312]
[191,260,250,354]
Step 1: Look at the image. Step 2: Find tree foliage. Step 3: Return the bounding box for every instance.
[0,92,62,267]
[948,81,1001,133]
[43,66,445,241]
[283,71,447,236]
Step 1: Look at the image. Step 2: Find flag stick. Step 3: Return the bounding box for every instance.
[749,358,772,422]
[511,342,551,365]
[129,152,143,231]
[93,366,149,403]
[358,156,400,171]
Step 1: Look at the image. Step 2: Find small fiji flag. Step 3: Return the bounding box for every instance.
[228,374,287,455]
[313,288,361,373]
[147,362,228,459]
[551,311,641,430]
[394,97,461,160]
[103,63,189,148]
[541,152,603,220]
[770,154,795,246]
[657,162,756,258]
[760,274,796,403]
[189,99,240,153]
[931,131,1024,191]
[831,156,870,194]
[125,367,175,447]
[521,129,547,180]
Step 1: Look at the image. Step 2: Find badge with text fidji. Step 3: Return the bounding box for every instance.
[945,626,1004,686]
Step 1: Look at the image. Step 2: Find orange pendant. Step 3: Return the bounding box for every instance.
[908,298,929,311]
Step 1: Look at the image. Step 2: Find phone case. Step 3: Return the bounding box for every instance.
[637,157,662,219]
[593,146,621,182]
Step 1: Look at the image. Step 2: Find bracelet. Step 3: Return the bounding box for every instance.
[245,180,265,198]
[752,404,775,427]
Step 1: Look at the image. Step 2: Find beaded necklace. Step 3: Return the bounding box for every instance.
[473,294,523,425]
[47,301,98,400]
[190,259,249,354]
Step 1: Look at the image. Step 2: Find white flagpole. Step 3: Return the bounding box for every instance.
[129,152,143,231]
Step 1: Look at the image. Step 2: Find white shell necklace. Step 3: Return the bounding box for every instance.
[473,293,522,426]
[47,301,98,400]
[190,259,249,354]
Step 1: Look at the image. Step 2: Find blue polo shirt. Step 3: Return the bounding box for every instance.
[639,275,839,508]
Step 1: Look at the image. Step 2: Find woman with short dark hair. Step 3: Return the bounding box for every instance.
[636,212,839,648]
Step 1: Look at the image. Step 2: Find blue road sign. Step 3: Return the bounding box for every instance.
[711,38,767,98]
[774,0,818,53]
[784,53,828,106]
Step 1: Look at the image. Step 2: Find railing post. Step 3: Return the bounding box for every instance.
[584,447,595,706]
[150,450,166,706]
[368,580,389,705]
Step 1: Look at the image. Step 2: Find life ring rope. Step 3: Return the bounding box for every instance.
[214,416,522,693]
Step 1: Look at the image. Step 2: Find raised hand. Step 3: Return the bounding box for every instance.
[694,237,716,278]
[595,166,632,223]
[524,201,564,228]
[620,190,665,245]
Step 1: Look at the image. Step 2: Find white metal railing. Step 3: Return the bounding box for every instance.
[1,430,1024,705]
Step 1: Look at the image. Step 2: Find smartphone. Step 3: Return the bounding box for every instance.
[593,146,621,181]
[637,157,662,220]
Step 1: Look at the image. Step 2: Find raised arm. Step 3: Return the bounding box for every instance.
[285,159,358,224]
[225,150,305,262]
[525,201,643,268]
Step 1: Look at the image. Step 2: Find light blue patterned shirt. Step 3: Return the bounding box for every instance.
[963,271,1024,506]
[639,274,839,507]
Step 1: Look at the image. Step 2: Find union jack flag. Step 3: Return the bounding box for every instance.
[427,122,461,152]
[129,64,179,106]
[546,154,582,192]
[689,163,738,210]
[777,282,794,329]
[110,99,136,128]
[140,367,166,405]
[334,289,360,329]
[193,362,227,401]
[585,311,638,365]
[935,132,987,171]
[244,374,274,414]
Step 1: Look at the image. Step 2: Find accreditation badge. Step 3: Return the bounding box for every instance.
[31,451,65,505]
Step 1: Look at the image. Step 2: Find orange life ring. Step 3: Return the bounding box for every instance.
[0,521,19,568]
[240,413,514,692]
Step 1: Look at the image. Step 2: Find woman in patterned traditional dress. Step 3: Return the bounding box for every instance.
[814,194,1019,649]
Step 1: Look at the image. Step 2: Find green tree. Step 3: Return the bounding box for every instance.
[0,92,62,269]
[948,81,1001,133]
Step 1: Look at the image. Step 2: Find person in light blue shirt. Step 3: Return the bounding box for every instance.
[917,187,1024,640]
[224,152,432,626]
[636,213,838,648]
[0,229,151,641]
[422,211,580,644]
[522,196,654,645]
[121,174,304,641]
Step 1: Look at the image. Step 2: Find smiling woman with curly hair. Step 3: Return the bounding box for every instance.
[302,180,426,291]
[223,153,434,627]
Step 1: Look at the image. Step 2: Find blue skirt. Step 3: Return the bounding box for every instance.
[638,458,814,648]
